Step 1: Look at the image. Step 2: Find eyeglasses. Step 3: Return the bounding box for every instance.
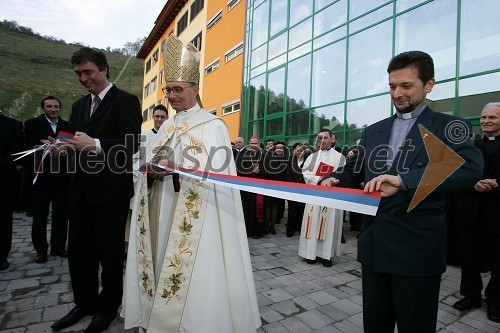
[162,85,195,95]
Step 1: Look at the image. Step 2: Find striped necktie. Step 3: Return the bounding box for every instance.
[91,96,100,117]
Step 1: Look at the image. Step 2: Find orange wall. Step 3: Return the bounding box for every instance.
[203,0,246,141]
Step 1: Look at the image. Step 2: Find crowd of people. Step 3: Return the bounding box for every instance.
[1,41,499,333]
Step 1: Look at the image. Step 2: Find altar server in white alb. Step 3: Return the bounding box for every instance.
[121,35,261,333]
[299,129,345,267]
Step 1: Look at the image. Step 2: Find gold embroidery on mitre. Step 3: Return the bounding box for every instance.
[163,35,200,84]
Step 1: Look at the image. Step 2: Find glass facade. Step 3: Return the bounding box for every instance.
[242,0,500,145]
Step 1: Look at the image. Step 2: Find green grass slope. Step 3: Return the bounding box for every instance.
[0,29,144,122]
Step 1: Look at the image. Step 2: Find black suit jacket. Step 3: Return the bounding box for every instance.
[24,114,69,183]
[0,113,24,189]
[470,137,500,234]
[325,107,483,276]
[68,85,142,205]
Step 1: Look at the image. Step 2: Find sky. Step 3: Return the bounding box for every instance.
[0,0,167,50]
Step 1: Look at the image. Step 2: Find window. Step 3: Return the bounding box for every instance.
[207,10,222,29]
[190,0,204,21]
[150,76,157,92]
[159,69,164,84]
[191,32,202,51]
[144,83,150,97]
[148,104,155,120]
[145,59,151,73]
[177,12,188,36]
[152,49,159,67]
[207,107,217,115]
[222,100,240,115]
[205,59,220,75]
[228,0,241,11]
[142,109,148,122]
[225,42,243,63]
[161,39,166,56]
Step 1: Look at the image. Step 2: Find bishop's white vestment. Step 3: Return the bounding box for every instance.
[298,149,345,260]
[121,105,261,333]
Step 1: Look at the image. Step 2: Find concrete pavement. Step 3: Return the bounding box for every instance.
[1,211,499,333]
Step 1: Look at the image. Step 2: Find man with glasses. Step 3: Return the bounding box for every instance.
[122,35,261,333]
[151,104,168,134]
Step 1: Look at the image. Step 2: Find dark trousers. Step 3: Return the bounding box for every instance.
[241,190,257,236]
[68,196,129,314]
[31,180,69,254]
[0,191,13,261]
[264,196,282,230]
[286,200,305,236]
[459,219,500,307]
[362,264,441,333]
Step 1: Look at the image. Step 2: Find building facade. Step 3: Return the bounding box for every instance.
[137,0,246,141]
[242,0,500,147]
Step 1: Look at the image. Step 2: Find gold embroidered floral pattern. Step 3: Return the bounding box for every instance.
[137,182,154,298]
[161,180,205,304]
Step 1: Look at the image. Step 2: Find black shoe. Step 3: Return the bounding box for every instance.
[341,236,346,243]
[84,312,117,333]
[322,259,333,267]
[453,296,482,311]
[50,248,68,258]
[252,234,260,239]
[306,259,317,265]
[51,306,95,331]
[286,232,294,237]
[0,260,9,271]
[270,226,276,235]
[35,253,47,264]
[487,305,500,323]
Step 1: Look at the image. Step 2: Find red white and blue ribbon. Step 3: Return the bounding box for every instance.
[143,163,381,216]
[12,131,74,184]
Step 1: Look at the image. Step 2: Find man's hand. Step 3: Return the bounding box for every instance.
[474,179,498,193]
[364,174,401,197]
[320,178,339,187]
[64,131,96,151]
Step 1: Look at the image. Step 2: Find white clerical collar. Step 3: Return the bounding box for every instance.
[487,136,496,141]
[396,104,426,120]
[177,103,199,116]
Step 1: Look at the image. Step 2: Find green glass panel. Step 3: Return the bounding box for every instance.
[267,67,286,114]
[395,0,457,80]
[459,73,500,118]
[460,0,500,76]
[287,54,311,110]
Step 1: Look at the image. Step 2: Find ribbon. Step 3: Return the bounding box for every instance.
[12,131,74,184]
[143,162,381,216]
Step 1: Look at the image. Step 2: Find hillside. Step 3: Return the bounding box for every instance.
[0,28,144,122]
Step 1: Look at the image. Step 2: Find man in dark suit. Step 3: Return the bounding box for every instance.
[51,47,141,333]
[232,136,244,160]
[24,96,70,264]
[0,113,24,271]
[453,102,500,323]
[321,51,483,333]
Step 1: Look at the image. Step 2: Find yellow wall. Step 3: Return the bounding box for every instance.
[142,0,207,131]
[203,0,246,141]
[140,0,246,139]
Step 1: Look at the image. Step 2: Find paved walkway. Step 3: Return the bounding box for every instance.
[1,211,499,333]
